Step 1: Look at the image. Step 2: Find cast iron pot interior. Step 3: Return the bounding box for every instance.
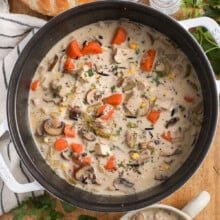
[7,1,218,212]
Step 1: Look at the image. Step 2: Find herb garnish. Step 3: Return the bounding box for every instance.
[12,194,76,220]
[151,76,161,86]
[87,69,94,77]
[135,48,140,55]
[118,161,126,168]
[111,85,116,92]
[181,0,220,75]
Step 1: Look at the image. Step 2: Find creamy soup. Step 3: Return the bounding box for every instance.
[130,209,185,220]
[29,20,203,195]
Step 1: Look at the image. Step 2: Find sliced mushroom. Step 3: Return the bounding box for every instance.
[136,80,145,91]
[165,117,180,128]
[74,165,99,184]
[43,96,62,105]
[113,177,134,193]
[36,124,45,137]
[80,128,96,142]
[48,54,58,71]
[69,106,81,120]
[131,213,145,220]
[94,64,109,76]
[160,148,182,157]
[154,173,168,181]
[85,89,102,105]
[43,119,64,136]
[125,130,138,148]
[122,78,136,92]
[61,149,72,160]
[138,149,151,165]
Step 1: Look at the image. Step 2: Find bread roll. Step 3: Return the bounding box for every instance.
[21,0,94,16]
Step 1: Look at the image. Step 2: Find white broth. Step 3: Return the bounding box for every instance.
[29,20,203,195]
[130,209,185,220]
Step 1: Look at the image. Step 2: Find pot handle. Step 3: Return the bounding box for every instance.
[179,17,220,94]
[0,154,44,193]
[181,191,210,219]
[0,119,43,193]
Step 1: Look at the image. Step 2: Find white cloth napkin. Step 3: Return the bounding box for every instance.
[0,13,46,215]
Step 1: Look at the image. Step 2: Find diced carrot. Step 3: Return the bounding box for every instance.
[77,0,94,3]
[96,104,114,120]
[184,96,194,103]
[82,156,92,165]
[64,57,75,73]
[64,124,76,138]
[102,93,123,106]
[81,41,102,55]
[147,110,160,124]
[30,80,40,91]
[104,155,117,172]
[54,138,68,151]
[111,26,127,45]
[71,143,83,154]
[66,40,82,59]
[161,131,172,142]
[141,49,157,72]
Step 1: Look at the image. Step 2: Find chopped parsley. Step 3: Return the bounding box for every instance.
[87,69,94,77]
[127,122,138,128]
[155,70,167,78]
[135,48,140,55]
[118,161,126,168]
[151,76,161,86]
[111,85,116,92]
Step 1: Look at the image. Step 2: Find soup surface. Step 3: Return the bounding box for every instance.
[130,208,185,220]
[29,20,203,195]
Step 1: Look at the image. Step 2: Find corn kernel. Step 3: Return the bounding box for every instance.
[149,97,156,103]
[140,102,147,108]
[128,68,135,74]
[59,107,65,113]
[168,72,176,80]
[160,163,170,171]
[130,152,140,161]
[43,137,49,143]
[129,42,138,49]
[61,163,68,169]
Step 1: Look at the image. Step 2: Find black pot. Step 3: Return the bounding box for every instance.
[7,1,218,212]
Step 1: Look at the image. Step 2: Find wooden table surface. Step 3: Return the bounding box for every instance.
[1,1,220,219]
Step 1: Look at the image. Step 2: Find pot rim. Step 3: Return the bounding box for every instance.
[6,1,218,212]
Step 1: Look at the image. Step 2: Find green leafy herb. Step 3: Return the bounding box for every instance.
[87,69,94,77]
[151,76,161,86]
[181,0,220,75]
[60,201,76,213]
[127,122,138,128]
[154,70,167,78]
[111,85,116,92]
[115,127,122,136]
[135,48,140,55]
[118,161,126,168]
[12,194,64,220]
[78,215,97,220]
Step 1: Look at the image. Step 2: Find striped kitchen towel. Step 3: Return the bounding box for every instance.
[0,13,46,215]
